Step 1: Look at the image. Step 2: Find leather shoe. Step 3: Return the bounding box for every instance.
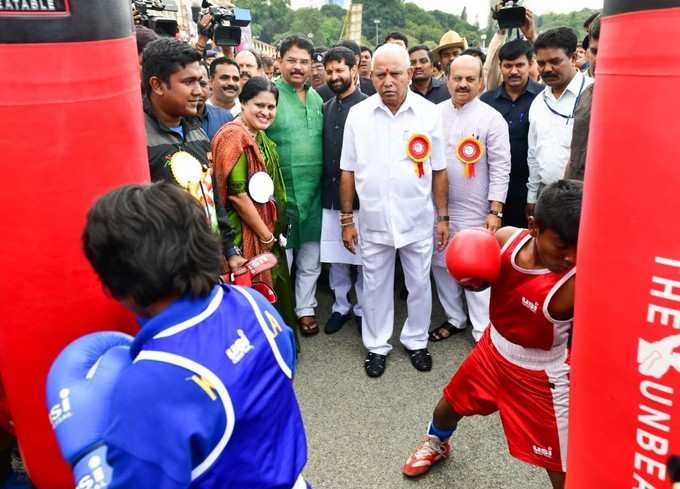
[405,348,432,372]
[324,311,352,334]
[364,352,387,377]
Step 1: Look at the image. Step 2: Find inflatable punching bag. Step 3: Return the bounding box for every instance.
[0,2,147,487]
[568,1,680,487]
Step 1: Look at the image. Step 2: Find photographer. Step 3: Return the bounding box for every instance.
[484,1,537,92]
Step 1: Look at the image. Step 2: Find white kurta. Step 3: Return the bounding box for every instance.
[340,92,447,355]
[433,97,511,341]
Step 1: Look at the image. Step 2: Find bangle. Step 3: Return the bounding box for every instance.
[340,222,355,228]
[260,234,275,244]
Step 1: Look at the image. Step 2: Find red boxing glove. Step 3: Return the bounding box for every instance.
[446,228,501,291]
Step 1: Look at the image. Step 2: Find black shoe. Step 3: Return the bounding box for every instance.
[405,348,432,372]
[428,321,466,342]
[355,315,362,333]
[324,311,352,334]
[365,352,387,377]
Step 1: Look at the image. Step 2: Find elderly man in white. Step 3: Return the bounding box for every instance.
[339,43,450,378]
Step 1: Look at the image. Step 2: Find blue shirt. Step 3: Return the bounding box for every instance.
[104,285,305,489]
[480,80,542,227]
[199,104,234,141]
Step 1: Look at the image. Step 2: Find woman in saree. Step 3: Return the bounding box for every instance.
[211,76,296,331]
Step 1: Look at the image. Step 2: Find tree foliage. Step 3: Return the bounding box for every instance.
[535,9,598,42]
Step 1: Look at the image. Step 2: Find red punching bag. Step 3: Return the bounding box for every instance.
[0,2,148,487]
[568,1,680,487]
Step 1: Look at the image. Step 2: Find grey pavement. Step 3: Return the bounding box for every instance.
[294,269,549,489]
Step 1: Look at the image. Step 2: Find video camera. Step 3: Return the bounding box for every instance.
[492,0,526,30]
[133,0,178,37]
[196,0,251,47]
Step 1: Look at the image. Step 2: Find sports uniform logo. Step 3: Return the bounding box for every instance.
[49,388,72,428]
[226,329,254,364]
[532,445,553,458]
[521,296,538,313]
[637,334,680,379]
[76,454,108,489]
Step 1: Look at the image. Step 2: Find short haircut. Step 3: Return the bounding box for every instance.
[335,39,361,58]
[583,11,600,29]
[279,35,314,59]
[590,15,601,41]
[534,179,583,245]
[209,57,240,78]
[239,76,279,104]
[323,46,356,68]
[82,182,222,307]
[238,48,263,68]
[498,39,534,62]
[534,27,579,57]
[461,47,486,65]
[262,55,274,69]
[142,38,201,94]
[360,45,373,56]
[135,26,158,55]
[384,31,409,48]
[408,45,433,62]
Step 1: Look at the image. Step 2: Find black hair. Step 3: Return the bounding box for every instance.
[498,39,534,62]
[209,57,240,78]
[590,15,601,41]
[279,35,314,59]
[384,31,409,48]
[135,26,158,56]
[335,39,361,58]
[142,38,201,94]
[239,48,263,69]
[261,55,274,68]
[461,47,486,65]
[583,11,600,29]
[239,76,279,104]
[408,45,433,62]
[82,182,222,307]
[360,45,373,56]
[323,46,356,68]
[534,27,578,57]
[534,180,583,245]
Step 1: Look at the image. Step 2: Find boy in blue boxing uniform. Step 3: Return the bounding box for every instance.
[47,182,308,489]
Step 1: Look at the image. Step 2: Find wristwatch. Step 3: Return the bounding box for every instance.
[489,209,504,218]
[437,215,450,222]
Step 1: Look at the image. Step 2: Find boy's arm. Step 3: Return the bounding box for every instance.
[496,226,519,249]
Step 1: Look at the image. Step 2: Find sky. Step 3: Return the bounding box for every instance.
[407,0,604,27]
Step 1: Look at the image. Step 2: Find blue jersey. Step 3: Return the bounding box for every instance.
[104,285,307,489]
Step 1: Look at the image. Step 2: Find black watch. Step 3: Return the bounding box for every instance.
[489,209,504,218]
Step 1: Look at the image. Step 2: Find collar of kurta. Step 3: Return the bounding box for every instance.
[372,89,417,117]
[276,78,312,94]
[451,96,481,113]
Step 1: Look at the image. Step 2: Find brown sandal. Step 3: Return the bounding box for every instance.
[298,316,319,336]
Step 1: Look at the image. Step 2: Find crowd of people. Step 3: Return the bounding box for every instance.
[16,4,615,489]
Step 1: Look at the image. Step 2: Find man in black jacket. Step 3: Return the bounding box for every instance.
[320,47,368,334]
[141,38,246,271]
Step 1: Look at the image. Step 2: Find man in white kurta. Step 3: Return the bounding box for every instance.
[432,55,511,342]
[339,44,450,377]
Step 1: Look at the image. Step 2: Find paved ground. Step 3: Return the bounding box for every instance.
[294,270,549,489]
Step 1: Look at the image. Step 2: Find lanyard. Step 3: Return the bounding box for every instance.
[542,75,586,125]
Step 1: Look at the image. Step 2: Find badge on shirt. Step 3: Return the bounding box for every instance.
[166,151,218,231]
[455,136,484,178]
[406,133,431,178]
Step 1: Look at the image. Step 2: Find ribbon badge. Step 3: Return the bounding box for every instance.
[406,133,432,178]
[455,137,484,178]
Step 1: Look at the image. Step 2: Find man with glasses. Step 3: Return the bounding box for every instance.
[267,35,325,338]
[526,28,593,217]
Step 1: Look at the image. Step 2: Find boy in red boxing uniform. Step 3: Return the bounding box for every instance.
[402,180,582,489]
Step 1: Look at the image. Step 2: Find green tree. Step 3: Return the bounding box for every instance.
[237,0,292,43]
[536,8,598,41]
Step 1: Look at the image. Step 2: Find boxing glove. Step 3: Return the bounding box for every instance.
[446,228,501,291]
[46,332,133,487]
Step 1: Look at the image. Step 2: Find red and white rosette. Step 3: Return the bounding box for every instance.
[455,137,484,178]
[406,133,432,178]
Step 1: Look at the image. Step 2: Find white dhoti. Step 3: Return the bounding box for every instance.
[286,242,321,318]
[360,237,433,355]
[321,209,363,316]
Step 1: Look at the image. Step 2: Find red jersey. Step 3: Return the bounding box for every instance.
[490,229,575,353]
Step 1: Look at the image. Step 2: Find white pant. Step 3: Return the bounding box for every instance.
[329,263,363,316]
[360,238,433,355]
[286,242,321,318]
[432,265,490,342]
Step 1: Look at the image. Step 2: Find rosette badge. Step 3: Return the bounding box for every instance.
[406,133,432,178]
[455,137,484,178]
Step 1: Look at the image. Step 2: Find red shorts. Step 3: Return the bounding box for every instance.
[443,328,570,472]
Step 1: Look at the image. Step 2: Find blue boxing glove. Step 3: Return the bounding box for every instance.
[46,332,133,488]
